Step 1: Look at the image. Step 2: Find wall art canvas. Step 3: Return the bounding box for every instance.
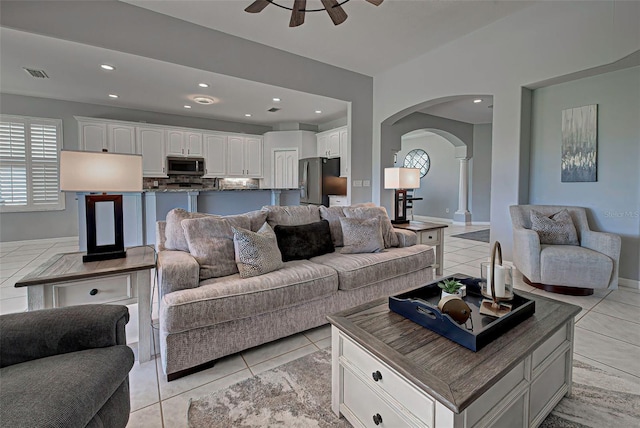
[561,104,597,182]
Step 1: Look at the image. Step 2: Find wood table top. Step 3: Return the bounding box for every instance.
[15,246,156,287]
[392,221,448,232]
[327,283,581,413]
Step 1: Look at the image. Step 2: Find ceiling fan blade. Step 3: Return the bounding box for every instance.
[365,0,384,5]
[320,0,347,25]
[289,0,306,27]
[245,0,270,14]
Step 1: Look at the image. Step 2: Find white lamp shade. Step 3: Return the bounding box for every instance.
[384,167,421,189]
[60,150,143,192]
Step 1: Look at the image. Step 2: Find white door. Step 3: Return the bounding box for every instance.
[185,132,203,156]
[226,136,245,176]
[244,137,263,177]
[137,127,166,177]
[108,124,137,154]
[79,121,107,152]
[166,130,185,156]
[274,149,298,188]
[203,133,226,177]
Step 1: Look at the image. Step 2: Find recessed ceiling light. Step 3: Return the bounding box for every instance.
[198,83,209,88]
[473,99,482,103]
[315,110,322,114]
[184,105,192,109]
[193,96,216,105]
[245,114,252,117]
[108,94,118,98]
[272,98,281,102]
[101,64,115,71]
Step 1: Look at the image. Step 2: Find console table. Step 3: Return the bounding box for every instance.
[328,284,581,428]
[394,221,447,275]
[15,246,156,362]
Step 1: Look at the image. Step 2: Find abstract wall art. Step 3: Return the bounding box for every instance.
[561,104,598,182]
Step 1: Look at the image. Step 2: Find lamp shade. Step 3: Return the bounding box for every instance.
[384,167,421,189]
[60,150,142,192]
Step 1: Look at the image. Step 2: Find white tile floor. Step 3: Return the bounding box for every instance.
[1,224,638,427]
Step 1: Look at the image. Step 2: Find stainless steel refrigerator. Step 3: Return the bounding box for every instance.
[299,157,347,207]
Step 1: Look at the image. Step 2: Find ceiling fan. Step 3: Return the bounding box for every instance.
[245,0,384,27]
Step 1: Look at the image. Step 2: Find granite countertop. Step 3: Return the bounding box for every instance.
[142,187,299,193]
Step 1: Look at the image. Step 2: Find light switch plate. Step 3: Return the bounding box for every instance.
[353,180,363,187]
[363,180,370,187]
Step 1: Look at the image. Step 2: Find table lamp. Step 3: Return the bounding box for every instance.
[384,167,420,224]
[60,150,142,262]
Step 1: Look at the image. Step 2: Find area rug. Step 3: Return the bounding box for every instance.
[188,349,639,428]
[451,229,490,243]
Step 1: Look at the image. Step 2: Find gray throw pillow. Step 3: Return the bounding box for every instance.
[530,209,579,245]
[164,208,214,252]
[232,223,283,278]
[182,215,251,280]
[319,206,346,247]
[343,206,399,248]
[340,217,384,254]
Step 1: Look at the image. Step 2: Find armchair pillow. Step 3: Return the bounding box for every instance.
[232,223,283,278]
[343,206,399,248]
[340,217,384,254]
[530,209,579,245]
[274,220,334,261]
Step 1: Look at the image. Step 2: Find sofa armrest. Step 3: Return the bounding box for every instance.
[512,227,542,282]
[581,230,621,288]
[394,228,417,247]
[157,250,200,297]
[0,304,129,368]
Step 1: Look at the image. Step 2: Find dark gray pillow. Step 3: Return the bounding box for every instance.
[340,217,384,254]
[530,209,579,245]
[274,220,334,262]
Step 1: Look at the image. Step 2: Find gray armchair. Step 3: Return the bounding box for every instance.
[509,205,621,295]
[0,305,134,428]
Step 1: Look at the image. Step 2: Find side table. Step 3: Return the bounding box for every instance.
[394,221,447,275]
[15,246,156,362]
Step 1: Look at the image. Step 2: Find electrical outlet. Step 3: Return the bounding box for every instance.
[353,180,363,187]
[153,180,159,187]
[445,208,450,213]
[363,180,370,187]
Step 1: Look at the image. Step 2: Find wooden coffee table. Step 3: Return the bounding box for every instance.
[15,246,156,362]
[328,281,581,428]
[393,221,447,275]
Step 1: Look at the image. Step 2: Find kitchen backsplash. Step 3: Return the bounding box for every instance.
[143,176,260,189]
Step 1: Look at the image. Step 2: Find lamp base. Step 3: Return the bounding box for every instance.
[391,219,410,225]
[83,250,127,263]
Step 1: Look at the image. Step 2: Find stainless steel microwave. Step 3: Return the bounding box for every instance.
[166,157,205,176]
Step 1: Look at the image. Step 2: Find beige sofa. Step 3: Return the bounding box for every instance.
[155,205,435,380]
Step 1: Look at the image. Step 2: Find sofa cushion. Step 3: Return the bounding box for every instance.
[340,217,384,254]
[232,223,283,278]
[263,205,321,227]
[531,209,579,245]
[310,244,434,291]
[244,209,268,232]
[182,215,251,280]
[274,220,335,261]
[540,245,612,288]
[165,208,214,252]
[343,206,399,248]
[161,260,338,331]
[319,206,346,247]
[0,346,133,428]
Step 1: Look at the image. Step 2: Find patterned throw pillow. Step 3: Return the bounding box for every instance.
[232,223,283,278]
[340,217,384,254]
[343,206,399,248]
[530,209,579,245]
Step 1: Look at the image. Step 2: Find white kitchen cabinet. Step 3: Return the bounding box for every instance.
[78,119,137,155]
[339,128,349,177]
[203,133,226,177]
[316,128,342,158]
[226,136,263,177]
[136,127,166,177]
[273,149,298,189]
[107,124,137,154]
[317,134,328,158]
[166,130,203,157]
[78,120,107,152]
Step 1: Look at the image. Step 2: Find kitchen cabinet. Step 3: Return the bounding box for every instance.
[78,120,107,152]
[316,129,340,158]
[273,149,298,189]
[227,136,263,177]
[203,133,226,177]
[108,124,136,154]
[339,128,349,177]
[136,127,167,177]
[166,130,203,157]
[77,119,136,154]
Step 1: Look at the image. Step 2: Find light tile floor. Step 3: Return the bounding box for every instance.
[1,224,638,427]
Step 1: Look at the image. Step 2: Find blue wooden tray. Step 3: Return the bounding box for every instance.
[389,275,535,351]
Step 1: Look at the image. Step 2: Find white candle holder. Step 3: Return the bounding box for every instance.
[480,242,514,302]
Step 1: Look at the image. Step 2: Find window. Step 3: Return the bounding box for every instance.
[404,149,431,178]
[0,115,64,212]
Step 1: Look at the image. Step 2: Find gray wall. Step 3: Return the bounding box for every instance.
[470,124,492,222]
[529,66,640,281]
[0,93,272,242]
[395,133,458,220]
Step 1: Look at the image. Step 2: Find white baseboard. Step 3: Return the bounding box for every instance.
[619,277,640,290]
[413,215,452,224]
[0,236,79,247]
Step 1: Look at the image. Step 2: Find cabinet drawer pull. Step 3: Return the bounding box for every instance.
[89,288,99,296]
[373,413,383,425]
[372,370,382,382]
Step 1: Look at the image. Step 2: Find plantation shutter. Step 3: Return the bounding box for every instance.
[0,115,64,212]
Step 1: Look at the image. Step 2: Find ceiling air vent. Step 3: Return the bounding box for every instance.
[23,68,49,79]
[267,107,281,113]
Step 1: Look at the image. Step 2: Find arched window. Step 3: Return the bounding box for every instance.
[404,149,430,178]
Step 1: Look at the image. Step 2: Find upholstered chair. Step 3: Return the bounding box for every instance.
[509,205,621,295]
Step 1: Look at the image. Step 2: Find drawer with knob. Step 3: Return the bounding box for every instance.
[419,232,439,246]
[52,274,135,307]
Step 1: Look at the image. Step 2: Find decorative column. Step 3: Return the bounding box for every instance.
[453,158,472,225]
[187,191,199,213]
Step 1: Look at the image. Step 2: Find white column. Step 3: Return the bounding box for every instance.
[453,158,472,225]
[187,191,199,213]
